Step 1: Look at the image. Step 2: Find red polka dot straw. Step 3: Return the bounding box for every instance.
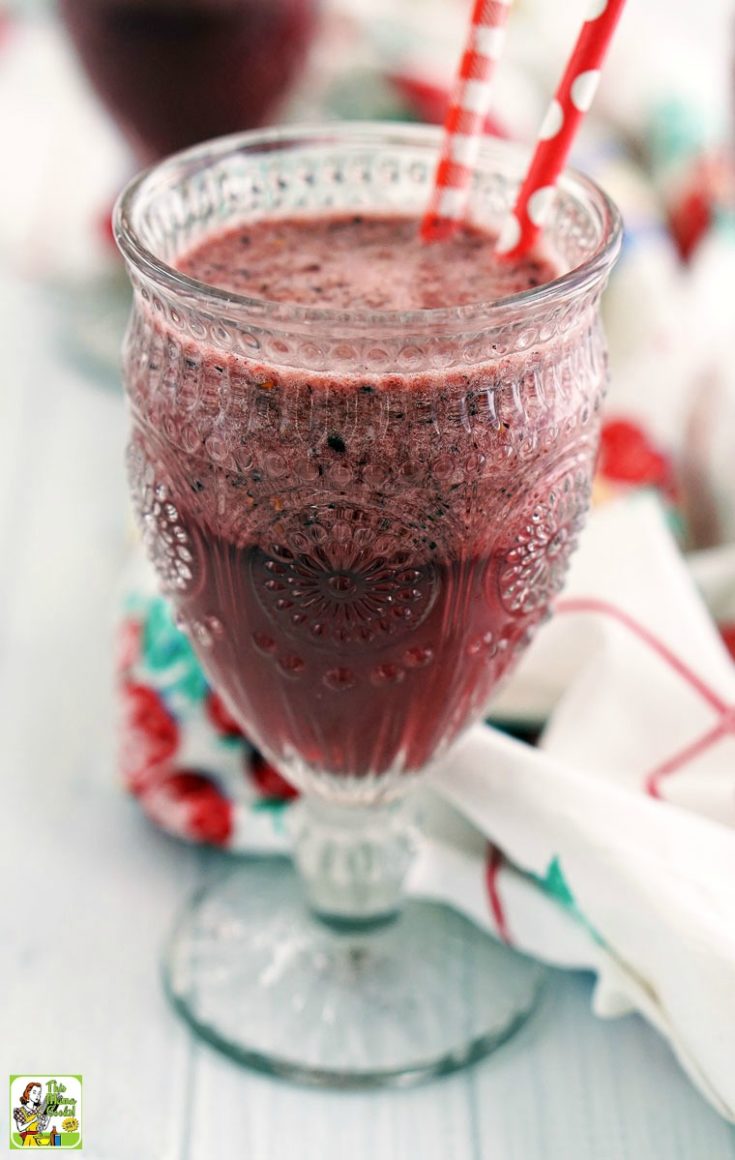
[497,0,628,259]
[420,0,515,243]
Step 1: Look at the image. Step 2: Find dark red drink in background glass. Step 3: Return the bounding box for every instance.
[58,0,318,160]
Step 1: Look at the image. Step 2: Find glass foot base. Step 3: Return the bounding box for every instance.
[164,859,545,1088]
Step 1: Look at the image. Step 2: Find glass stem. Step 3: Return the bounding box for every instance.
[290,795,418,930]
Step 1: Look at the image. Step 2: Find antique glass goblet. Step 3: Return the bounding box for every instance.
[115,123,621,1084]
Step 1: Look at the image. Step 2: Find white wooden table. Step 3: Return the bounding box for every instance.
[1,274,735,1159]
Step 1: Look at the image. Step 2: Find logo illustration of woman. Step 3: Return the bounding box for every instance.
[12,1082,51,1147]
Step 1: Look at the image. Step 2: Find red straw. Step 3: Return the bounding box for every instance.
[420,0,515,243]
[497,0,628,258]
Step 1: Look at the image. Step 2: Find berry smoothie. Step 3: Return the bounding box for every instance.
[60,0,317,160]
[125,214,604,783]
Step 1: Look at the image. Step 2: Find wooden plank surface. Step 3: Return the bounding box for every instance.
[1,276,734,1159]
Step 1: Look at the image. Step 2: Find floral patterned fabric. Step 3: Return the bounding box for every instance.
[118,593,295,850]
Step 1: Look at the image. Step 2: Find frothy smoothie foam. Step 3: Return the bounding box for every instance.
[126,213,603,781]
[177,215,554,309]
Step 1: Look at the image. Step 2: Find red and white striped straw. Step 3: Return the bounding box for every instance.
[420,0,515,243]
[497,0,628,259]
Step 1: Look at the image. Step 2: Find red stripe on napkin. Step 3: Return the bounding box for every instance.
[557,598,728,713]
[486,843,511,943]
[556,598,735,799]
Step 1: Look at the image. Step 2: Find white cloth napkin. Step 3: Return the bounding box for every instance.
[422,496,735,1121]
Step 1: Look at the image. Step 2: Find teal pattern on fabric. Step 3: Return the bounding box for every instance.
[533,855,605,947]
[648,97,707,170]
[142,597,210,702]
[540,855,576,908]
[252,798,289,834]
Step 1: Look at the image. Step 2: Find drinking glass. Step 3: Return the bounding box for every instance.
[59,0,318,162]
[115,123,621,1084]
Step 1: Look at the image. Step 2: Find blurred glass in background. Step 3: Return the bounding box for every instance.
[58,0,318,162]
